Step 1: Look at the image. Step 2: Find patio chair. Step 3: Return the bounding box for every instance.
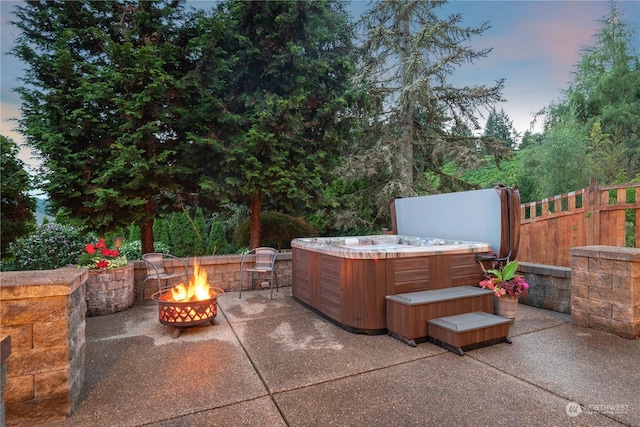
[239,247,278,299]
[140,253,190,300]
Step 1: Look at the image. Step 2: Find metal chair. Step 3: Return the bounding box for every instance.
[140,253,189,300]
[239,247,278,299]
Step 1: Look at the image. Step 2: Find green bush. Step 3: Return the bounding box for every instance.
[119,240,172,261]
[234,211,318,249]
[2,223,90,271]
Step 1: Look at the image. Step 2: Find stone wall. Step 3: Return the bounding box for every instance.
[0,268,87,426]
[518,262,572,314]
[133,252,292,300]
[569,246,640,339]
[85,264,134,316]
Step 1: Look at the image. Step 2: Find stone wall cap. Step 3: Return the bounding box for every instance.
[569,245,640,261]
[0,267,87,299]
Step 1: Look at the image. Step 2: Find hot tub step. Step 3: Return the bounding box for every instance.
[386,286,495,346]
[427,311,511,355]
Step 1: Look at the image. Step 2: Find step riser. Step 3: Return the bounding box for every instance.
[428,322,510,348]
[386,293,493,342]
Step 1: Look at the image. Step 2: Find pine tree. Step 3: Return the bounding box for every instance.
[10,1,224,253]
[213,0,361,248]
[483,108,519,151]
[1,135,36,257]
[356,0,505,197]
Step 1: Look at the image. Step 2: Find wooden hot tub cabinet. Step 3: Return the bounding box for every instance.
[291,241,490,334]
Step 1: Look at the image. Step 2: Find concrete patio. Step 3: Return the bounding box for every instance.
[38,286,639,427]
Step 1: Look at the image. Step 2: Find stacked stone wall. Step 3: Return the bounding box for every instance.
[0,268,86,426]
[569,246,640,339]
[518,262,572,314]
[133,252,292,300]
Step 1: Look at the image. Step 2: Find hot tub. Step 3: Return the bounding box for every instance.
[291,185,521,334]
[291,235,492,333]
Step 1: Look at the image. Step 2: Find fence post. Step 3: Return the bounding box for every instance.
[586,177,599,246]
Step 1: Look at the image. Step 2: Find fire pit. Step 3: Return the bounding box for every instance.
[151,259,223,338]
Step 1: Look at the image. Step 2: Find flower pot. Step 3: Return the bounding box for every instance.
[495,296,519,323]
[85,263,135,316]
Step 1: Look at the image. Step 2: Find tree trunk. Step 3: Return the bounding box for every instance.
[249,194,262,249]
[398,10,414,189]
[141,199,155,254]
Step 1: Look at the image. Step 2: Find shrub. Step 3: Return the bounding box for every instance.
[119,240,172,261]
[234,211,318,249]
[3,223,90,271]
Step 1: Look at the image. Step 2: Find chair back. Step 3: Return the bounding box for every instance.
[143,253,166,275]
[254,247,277,270]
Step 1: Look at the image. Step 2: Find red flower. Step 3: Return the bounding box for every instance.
[85,243,96,254]
[101,248,119,257]
[96,260,109,269]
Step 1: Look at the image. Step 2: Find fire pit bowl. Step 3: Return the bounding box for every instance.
[151,287,224,337]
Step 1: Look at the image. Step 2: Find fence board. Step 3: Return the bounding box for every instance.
[519,179,639,267]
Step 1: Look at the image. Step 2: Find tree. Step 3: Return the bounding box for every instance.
[10,1,223,254]
[532,119,591,197]
[356,0,506,198]
[211,0,362,248]
[569,2,640,179]
[541,2,640,184]
[1,135,36,257]
[483,108,519,151]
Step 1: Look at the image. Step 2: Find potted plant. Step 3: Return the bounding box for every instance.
[479,259,529,322]
[78,238,133,316]
[77,238,127,270]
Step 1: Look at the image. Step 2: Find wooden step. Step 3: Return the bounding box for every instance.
[386,286,495,346]
[427,311,511,356]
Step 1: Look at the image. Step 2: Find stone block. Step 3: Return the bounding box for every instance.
[611,274,635,292]
[1,297,68,326]
[571,296,611,319]
[34,370,69,399]
[0,326,32,350]
[587,272,613,288]
[33,321,68,349]
[611,305,634,322]
[590,315,637,339]
[570,256,588,272]
[589,258,630,276]
[6,346,67,377]
[572,284,589,300]
[589,286,631,306]
[569,269,590,286]
[3,375,33,403]
[5,394,69,426]
[571,309,589,327]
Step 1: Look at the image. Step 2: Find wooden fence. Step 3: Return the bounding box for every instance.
[518,178,640,267]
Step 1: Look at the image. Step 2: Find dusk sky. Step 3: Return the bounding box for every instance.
[1,0,639,170]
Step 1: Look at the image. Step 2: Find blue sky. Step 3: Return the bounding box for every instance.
[1,0,639,169]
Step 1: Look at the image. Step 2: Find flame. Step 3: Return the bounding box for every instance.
[168,258,212,302]
[171,283,188,301]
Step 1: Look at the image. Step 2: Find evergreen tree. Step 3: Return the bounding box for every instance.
[212,0,362,248]
[207,220,229,255]
[193,207,207,256]
[10,1,224,254]
[483,108,519,151]
[153,216,171,247]
[1,135,36,257]
[169,211,196,258]
[356,0,506,198]
[542,2,639,183]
